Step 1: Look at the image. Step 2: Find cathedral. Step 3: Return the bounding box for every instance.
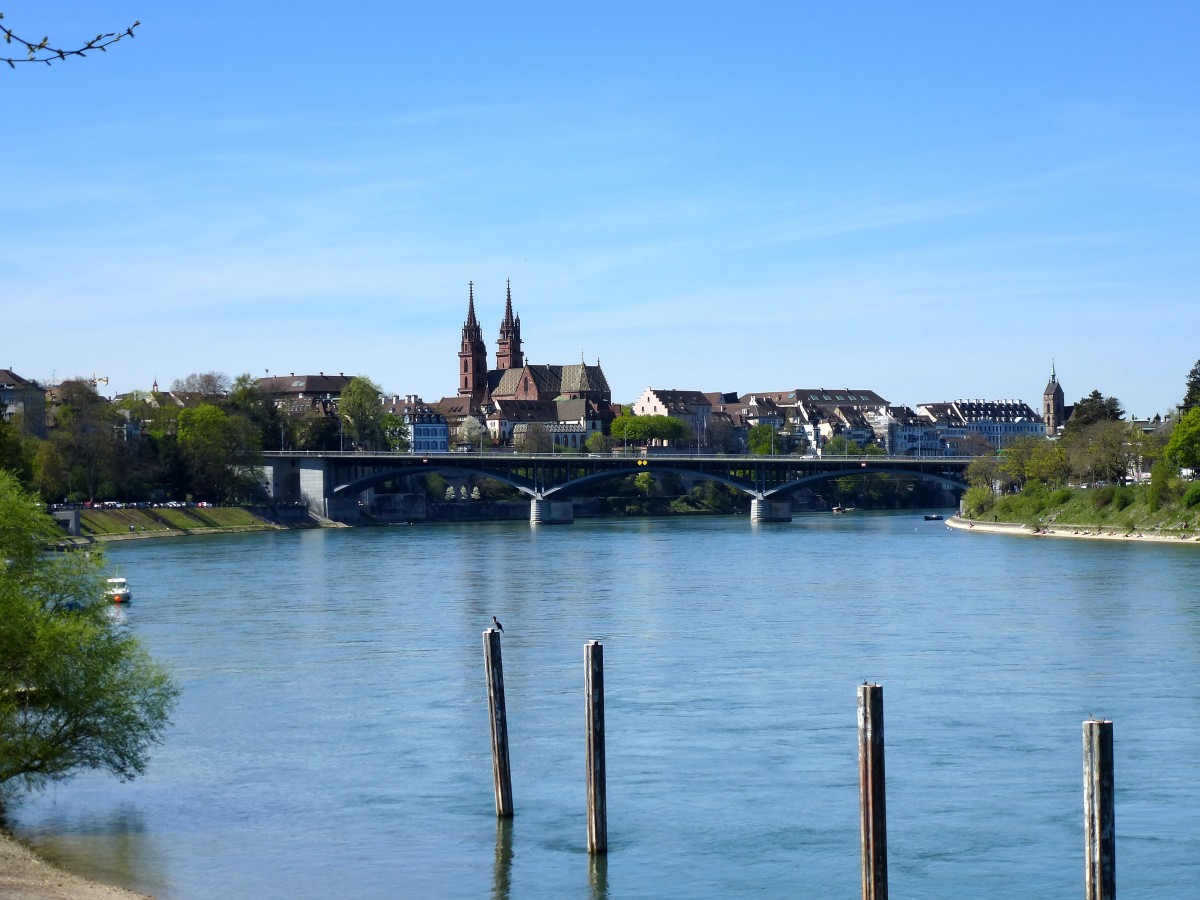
[438,282,613,446]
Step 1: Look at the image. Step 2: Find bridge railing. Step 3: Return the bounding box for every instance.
[262,450,979,464]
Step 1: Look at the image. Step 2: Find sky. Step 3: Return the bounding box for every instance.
[4,2,1198,418]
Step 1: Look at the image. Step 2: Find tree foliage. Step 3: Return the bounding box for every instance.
[610,414,688,445]
[456,416,485,450]
[1183,359,1200,412]
[1067,390,1125,430]
[338,377,385,450]
[1165,407,1200,470]
[747,424,781,455]
[0,471,177,797]
[1,12,140,67]
[514,423,552,453]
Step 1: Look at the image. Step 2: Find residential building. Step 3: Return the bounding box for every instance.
[866,406,945,456]
[257,373,355,416]
[632,388,712,444]
[917,399,1045,450]
[384,395,449,453]
[0,368,46,436]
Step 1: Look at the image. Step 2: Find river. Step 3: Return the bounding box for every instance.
[7,513,1200,898]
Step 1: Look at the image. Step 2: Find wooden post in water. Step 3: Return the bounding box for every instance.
[484,628,513,818]
[858,682,887,900]
[1083,719,1115,900]
[585,640,607,853]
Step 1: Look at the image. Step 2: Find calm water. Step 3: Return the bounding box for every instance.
[7,514,1200,898]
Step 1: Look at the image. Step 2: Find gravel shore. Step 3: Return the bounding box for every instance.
[0,831,149,900]
[947,515,1200,543]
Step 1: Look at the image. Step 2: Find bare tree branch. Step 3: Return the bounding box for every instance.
[1,12,140,68]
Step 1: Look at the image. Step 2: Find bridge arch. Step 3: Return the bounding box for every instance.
[761,467,967,498]
[332,465,538,498]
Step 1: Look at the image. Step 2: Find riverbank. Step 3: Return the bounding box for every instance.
[948,515,1200,544]
[0,830,149,900]
[54,506,313,545]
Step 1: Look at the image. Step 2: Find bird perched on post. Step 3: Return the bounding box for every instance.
[492,616,504,633]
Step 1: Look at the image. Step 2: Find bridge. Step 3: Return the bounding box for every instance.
[261,450,970,525]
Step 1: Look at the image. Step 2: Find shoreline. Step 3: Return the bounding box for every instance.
[947,516,1200,544]
[0,830,149,900]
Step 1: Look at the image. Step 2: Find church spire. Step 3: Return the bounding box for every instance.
[459,281,487,400]
[496,278,524,371]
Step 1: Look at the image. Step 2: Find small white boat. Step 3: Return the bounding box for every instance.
[105,577,132,604]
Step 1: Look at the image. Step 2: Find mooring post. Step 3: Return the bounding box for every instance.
[585,640,607,853]
[1083,719,1115,900]
[858,682,887,900]
[484,628,513,818]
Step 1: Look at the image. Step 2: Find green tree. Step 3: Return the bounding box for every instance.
[382,412,410,452]
[585,431,612,453]
[823,435,859,456]
[337,377,385,450]
[1165,407,1200,470]
[1067,390,1125,430]
[1027,440,1070,487]
[177,404,261,500]
[999,435,1041,489]
[748,423,781,455]
[0,471,177,797]
[1183,359,1200,411]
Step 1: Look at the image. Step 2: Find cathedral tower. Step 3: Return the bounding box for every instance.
[496,279,524,371]
[458,282,488,402]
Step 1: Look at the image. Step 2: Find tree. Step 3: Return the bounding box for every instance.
[338,377,384,450]
[1,12,139,67]
[382,412,410,452]
[171,372,231,401]
[747,424,781,455]
[0,471,177,797]
[177,404,261,500]
[585,431,612,453]
[514,423,552,453]
[822,435,859,456]
[1183,360,1200,412]
[1067,390,1125,430]
[1165,407,1200,470]
[456,416,485,450]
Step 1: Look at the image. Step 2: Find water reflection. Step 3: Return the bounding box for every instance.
[588,852,609,900]
[19,802,167,897]
[492,817,513,900]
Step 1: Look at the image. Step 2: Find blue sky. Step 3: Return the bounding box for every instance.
[4,2,1198,418]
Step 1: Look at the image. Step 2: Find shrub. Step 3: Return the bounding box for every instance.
[1091,485,1116,509]
[1049,489,1073,506]
[1184,481,1200,509]
[962,485,993,518]
[1112,487,1135,511]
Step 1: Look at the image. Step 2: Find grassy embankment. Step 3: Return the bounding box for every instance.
[75,506,282,540]
[966,482,1199,535]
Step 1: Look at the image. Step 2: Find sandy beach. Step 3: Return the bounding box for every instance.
[0,831,149,900]
[947,516,1200,544]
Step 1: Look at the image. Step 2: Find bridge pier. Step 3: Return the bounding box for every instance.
[530,497,574,525]
[750,496,792,523]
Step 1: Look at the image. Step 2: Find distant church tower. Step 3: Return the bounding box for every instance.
[496,279,524,371]
[458,282,488,402]
[1043,363,1065,436]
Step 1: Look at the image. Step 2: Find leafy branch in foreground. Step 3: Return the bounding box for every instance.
[0,471,177,800]
[1,12,139,68]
